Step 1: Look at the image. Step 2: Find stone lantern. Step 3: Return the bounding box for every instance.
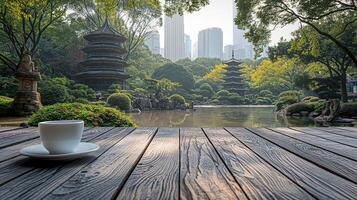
[12,54,42,116]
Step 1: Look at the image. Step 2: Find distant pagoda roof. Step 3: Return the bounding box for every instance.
[84,18,126,42]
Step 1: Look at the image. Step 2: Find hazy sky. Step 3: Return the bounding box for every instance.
[158,0,299,48]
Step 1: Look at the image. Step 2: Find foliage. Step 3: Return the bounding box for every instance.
[340,103,357,117]
[0,76,17,97]
[275,90,304,111]
[284,103,315,115]
[152,63,194,90]
[0,0,69,72]
[169,94,186,108]
[203,64,227,83]
[107,93,132,111]
[144,78,180,98]
[0,96,13,116]
[39,77,96,105]
[255,90,274,105]
[72,0,162,57]
[199,83,214,98]
[234,0,357,65]
[90,101,106,106]
[176,57,222,77]
[213,90,243,105]
[290,23,357,102]
[247,57,308,94]
[28,103,135,127]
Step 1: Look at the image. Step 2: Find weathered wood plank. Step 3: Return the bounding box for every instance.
[0,127,23,133]
[203,128,313,199]
[337,127,357,132]
[117,128,179,200]
[0,127,131,200]
[316,127,357,139]
[0,128,39,149]
[180,128,247,200]
[292,127,357,148]
[251,128,357,184]
[43,128,157,200]
[274,127,357,161]
[0,127,109,163]
[226,127,357,199]
[0,127,111,186]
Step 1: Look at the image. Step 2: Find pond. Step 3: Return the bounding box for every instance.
[128,105,318,127]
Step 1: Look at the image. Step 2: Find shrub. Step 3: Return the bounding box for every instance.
[199,83,214,97]
[28,103,135,127]
[307,100,326,113]
[0,96,13,116]
[284,102,314,115]
[256,97,273,105]
[39,77,96,105]
[152,63,195,90]
[275,90,304,111]
[211,99,219,104]
[216,90,230,97]
[169,94,186,108]
[90,101,106,106]
[107,93,132,111]
[228,94,243,104]
[40,83,70,105]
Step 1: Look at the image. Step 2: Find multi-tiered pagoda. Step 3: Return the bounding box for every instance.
[222,52,247,96]
[75,18,129,90]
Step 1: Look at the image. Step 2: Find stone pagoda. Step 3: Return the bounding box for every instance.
[222,51,247,96]
[75,18,129,90]
[13,54,42,116]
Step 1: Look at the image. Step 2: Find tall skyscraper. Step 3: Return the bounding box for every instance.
[164,14,185,62]
[224,45,234,60]
[232,1,254,60]
[192,42,198,59]
[184,34,192,59]
[197,27,223,59]
[144,31,160,55]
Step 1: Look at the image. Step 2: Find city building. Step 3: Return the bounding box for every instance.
[160,48,165,57]
[197,27,223,59]
[184,34,192,59]
[144,31,160,54]
[224,45,234,60]
[192,42,198,59]
[232,1,254,60]
[164,14,185,62]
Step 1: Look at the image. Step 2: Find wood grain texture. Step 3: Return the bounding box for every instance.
[226,127,357,199]
[337,127,357,132]
[0,127,131,200]
[292,127,357,148]
[251,128,357,184]
[117,128,179,200]
[274,127,357,161]
[0,127,112,187]
[203,128,313,200]
[43,128,157,200]
[0,128,38,149]
[180,128,247,200]
[0,127,23,133]
[316,127,357,139]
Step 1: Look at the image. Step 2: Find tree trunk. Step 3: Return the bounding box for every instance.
[340,72,348,103]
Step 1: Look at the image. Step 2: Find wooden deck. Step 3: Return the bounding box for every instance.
[0,126,357,199]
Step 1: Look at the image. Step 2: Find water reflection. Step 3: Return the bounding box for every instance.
[129,106,317,127]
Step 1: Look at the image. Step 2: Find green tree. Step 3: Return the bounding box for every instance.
[144,78,180,98]
[0,0,69,73]
[235,0,357,65]
[291,23,356,102]
[152,63,195,90]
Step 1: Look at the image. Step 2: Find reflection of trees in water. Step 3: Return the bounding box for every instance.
[130,111,190,127]
[277,114,316,127]
[130,107,317,127]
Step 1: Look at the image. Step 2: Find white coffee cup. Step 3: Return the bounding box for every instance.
[39,120,84,154]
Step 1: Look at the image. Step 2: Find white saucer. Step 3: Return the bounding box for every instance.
[20,142,100,160]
